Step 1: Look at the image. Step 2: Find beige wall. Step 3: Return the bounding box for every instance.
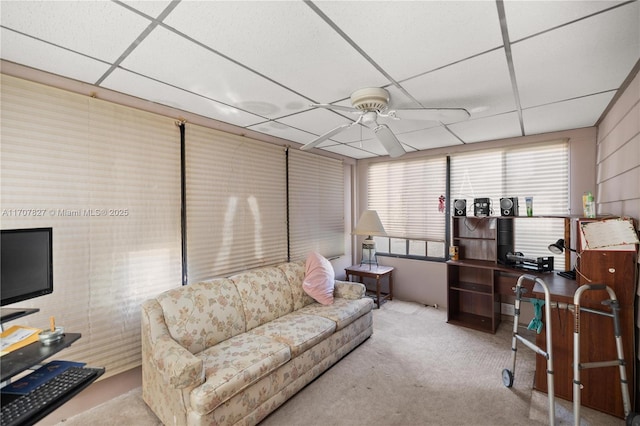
[594,65,639,402]
[356,127,598,307]
[596,68,640,220]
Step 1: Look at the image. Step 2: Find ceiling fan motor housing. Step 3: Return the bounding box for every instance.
[350,87,390,112]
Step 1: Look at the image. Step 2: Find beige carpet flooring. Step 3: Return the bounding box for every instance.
[57,300,624,425]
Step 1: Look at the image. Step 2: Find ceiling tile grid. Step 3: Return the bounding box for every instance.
[1,0,637,159]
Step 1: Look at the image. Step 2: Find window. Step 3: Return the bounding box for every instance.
[1,75,182,378]
[450,140,569,270]
[186,126,288,281]
[366,140,569,266]
[367,157,447,259]
[288,148,344,260]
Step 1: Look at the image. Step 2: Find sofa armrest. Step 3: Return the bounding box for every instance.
[142,299,204,389]
[334,280,366,299]
[152,334,205,389]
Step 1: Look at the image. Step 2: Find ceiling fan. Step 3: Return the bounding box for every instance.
[300,87,470,158]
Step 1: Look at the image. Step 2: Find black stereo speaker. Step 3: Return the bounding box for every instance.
[474,198,490,217]
[453,199,466,216]
[497,219,514,264]
[500,197,519,216]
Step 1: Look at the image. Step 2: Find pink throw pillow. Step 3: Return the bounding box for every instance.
[303,252,335,305]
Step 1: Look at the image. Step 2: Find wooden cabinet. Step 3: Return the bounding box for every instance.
[534,248,637,418]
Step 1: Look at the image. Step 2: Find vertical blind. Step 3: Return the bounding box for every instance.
[0,75,182,377]
[185,125,287,282]
[288,148,344,260]
[367,156,447,241]
[450,140,569,270]
[1,75,347,379]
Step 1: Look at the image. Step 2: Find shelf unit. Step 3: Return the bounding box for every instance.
[447,216,512,333]
[1,309,104,424]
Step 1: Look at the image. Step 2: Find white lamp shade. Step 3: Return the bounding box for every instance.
[354,210,387,237]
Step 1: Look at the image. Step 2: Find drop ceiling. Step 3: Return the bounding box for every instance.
[1,1,638,159]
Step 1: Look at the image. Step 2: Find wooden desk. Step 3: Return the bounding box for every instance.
[531,251,636,419]
[345,264,394,308]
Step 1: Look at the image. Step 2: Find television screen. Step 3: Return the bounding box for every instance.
[1,228,53,306]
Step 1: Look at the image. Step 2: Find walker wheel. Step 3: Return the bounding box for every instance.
[502,369,514,388]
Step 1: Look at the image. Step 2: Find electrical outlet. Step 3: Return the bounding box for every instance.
[501,302,515,316]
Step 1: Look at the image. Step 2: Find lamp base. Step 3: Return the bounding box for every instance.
[359,237,377,269]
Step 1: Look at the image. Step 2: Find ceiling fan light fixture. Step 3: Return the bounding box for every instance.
[350,87,389,112]
[305,86,470,158]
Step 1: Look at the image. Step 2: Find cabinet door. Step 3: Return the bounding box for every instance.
[535,306,635,418]
[575,249,636,417]
[577,250,636,307]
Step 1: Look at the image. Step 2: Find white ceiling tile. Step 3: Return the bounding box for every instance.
[316,1,504,81]
[400,49,516,119]
[1,0,636,160]
[0,1,151,63]
[513,2,639,108]
[395,126,464,151]
[387,118,441,135]
[385,86,422,109]
[102,69,265,127]
[119,27,310,119]
[119,1,174,19]
[522,92,616,135]
[163,1,389,103]
[247,121,315,145]
[278,109,358,143]
[350,142,385,156]
[345,135,410,157]
[0,29,110,84]
[504,1,629,41]
[449,112,522,143]
[324,143,380,159]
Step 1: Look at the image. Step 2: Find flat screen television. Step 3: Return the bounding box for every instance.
[1,227,53,307]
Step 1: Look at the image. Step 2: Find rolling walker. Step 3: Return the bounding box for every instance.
[502,274,556,426]
[572,284,638,426]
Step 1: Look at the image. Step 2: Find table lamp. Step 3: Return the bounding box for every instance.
[548,238,577,280]
[547,238,576,254]
[354,210,387,268]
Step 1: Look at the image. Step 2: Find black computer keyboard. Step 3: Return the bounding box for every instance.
[1,367,102,426]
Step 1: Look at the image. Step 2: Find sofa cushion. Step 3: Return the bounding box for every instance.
[277,260,315,310]
[230,267,294,331]
[156,278,246,354]
[303,252,335,305]
[297,297,374,330]
[334,280,367,300]
[248,312,336,357]
[191,333,291,415]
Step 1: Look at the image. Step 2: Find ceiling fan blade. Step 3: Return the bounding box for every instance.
[300,123,353,151]
[373,124,406,158]
[390,108,470,124]
[310,103,360,114]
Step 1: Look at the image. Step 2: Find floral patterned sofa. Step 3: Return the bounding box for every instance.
[141,260,374,426]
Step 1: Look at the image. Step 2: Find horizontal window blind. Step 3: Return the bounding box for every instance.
[0,75,182,378]
[450,140,569,269]
[288,148,344,260]
[368,157,447,241]
[185,125,287,281]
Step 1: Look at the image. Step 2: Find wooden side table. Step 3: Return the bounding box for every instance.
[345,264,394,308]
